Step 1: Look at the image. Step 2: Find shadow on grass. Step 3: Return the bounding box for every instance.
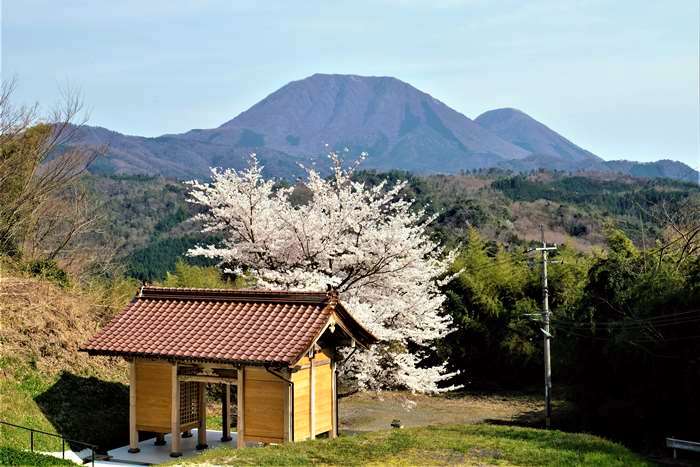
[438,424,630,459]
[34,372,129,453]
[483,397,581,430]
[484,403,672,457]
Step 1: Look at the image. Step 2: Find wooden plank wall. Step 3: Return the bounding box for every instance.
[314,361,333,435]
[135,360,172,432]
[292,357,310,441]
[291,351,333,440]
[243,366,286,443]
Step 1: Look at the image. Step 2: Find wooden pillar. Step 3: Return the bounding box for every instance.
[221,384,232,442]
[283,375,291,443]
[196,382,208,450]
[309,354,316,440]
[237,367,245,448]
[170,363,182,458]
[330,360,338,438]
[128,360,140,453]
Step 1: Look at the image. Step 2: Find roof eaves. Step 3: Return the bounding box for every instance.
[78,348,293,367]
[334,301,379,346]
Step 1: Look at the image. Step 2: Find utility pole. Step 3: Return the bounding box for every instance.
[535,224,558,429]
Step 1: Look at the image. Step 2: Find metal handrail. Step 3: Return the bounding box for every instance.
[0,420,97,466]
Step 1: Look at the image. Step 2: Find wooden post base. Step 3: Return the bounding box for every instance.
[196,443,209,450]
[169,452,182,458]
[128,448,140,454]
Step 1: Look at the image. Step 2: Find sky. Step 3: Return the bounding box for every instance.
[2,0,699,167]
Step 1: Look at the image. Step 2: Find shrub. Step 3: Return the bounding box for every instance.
[159,260,249,289]
[25,259,70,288]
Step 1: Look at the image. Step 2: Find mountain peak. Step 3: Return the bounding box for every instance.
[307,72,403,81]
[475,108,601,163]
[214,73,530,171]
[478,107,528,118]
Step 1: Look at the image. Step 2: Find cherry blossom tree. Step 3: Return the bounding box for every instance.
[187,154,457,392]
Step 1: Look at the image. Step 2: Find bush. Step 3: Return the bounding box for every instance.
[25,259,70,288]
[159,260,250,289]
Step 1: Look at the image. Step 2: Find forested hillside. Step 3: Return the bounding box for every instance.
[88,170,699,282]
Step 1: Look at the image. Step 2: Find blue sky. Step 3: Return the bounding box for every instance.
[2,0,698,166]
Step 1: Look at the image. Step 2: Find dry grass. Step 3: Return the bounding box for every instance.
[0,273,128,380]
[0,264,136,451]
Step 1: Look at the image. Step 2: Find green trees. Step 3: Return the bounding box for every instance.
[159,260,250,289]
[435,223,699,448]
[554,227,700,447]
[438,229,540,387]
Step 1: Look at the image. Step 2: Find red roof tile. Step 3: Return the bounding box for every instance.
[81,287,376,365]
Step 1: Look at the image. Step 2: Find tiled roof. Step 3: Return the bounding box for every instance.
[81,286,375,365]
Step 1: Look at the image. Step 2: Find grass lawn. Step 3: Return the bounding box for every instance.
[0,446,76,465]
[0,357,129,453]
[171,424,650,466]
[0,358,65,452]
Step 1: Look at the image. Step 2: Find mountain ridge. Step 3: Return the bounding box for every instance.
[64,73,698,183]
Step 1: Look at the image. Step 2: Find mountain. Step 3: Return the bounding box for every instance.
[80,125,306,180]
[474,108,698,183]
[475,108,603,164]
[603,159,699,183]
[76,74,531,178]
[63,74,698,183]
[209,74,530,172]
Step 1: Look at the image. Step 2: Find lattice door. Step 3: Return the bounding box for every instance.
[179,381,200,425]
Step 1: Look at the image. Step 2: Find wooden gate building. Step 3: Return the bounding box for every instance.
[81,286,376,457]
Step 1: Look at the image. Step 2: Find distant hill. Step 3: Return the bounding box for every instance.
[475,108,602,164]
[603,159,699,184]
[62,74,698,183]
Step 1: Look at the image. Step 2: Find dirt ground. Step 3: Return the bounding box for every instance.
[338,391,543,434]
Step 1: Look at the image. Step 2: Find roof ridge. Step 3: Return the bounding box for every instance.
[138,286,332,303]
[142,286,328,294]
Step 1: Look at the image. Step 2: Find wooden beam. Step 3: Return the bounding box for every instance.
[330,360,338,438]
[221,384,232,442]
[178,375,237,384]
[196,382,208,450]
[309,353,316,439]
[175,360,239,369]
[237,367,245,448]
[128,360,140,453]
[294,358,332,370]
[170,363,182,458]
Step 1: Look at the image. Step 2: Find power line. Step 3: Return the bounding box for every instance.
[551,316,700,330]
[456,256,529,274]
[554,327,700,344]
[550,310,700,329]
